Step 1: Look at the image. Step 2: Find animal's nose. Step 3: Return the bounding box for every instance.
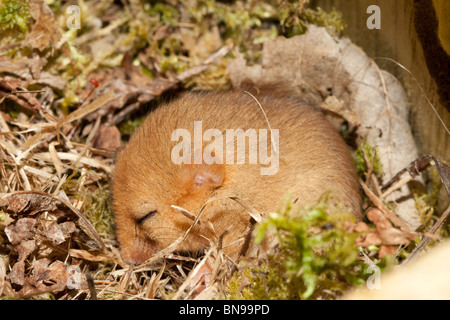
[120,238,156,266]
[122,249,154,265]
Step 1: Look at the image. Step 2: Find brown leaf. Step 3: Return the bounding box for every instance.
[5,218,37,289]
[15,239,36,262]
[0,78,42,112]
[9,261,26,287]
[31,259,69,292]
[378,228,416,246]
[0,56,33,79]
[355,230,382,247]
[1,192,59,216]
[68,249,115,263]
[2,191,107,253]
[25,0,60,51]
[4,218,36,246]
[0,255,6,297]
[366,208,417,246]
[59,91,118,125]
[366,208,393,231]
[378,245,398,258]
[92,124,122,151]
[435,158,450,198]
[361,182,410,231]
[26,71,67,91]
[41,221,77,245]
[354,221,370,232]
[353,208,417,249]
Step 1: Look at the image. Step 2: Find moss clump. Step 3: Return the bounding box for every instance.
[277,2,346,37]
[354,139,383,177]
[76,185,115,241]
[60,170,115,241]
[413,167,447,234]
[301,7,346,37]
[0,0,30,32]
[118,113,148,138]
[225,194,389,300]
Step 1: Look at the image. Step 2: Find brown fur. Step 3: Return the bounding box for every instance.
[112,89,362,265]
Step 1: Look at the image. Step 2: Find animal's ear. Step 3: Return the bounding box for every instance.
[182,162,225,189]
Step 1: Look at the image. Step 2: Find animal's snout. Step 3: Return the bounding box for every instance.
[120,236,157,266]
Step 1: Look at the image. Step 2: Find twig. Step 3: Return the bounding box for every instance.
[381,155,434,194]
[172,248,213,300]
[360,178,410,231]
[381,175,414,200]
[402,204,450,265]
[374,57,450,136]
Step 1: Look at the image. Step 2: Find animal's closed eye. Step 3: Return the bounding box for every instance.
[136,210,157,225]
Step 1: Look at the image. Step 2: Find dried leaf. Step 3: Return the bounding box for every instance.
[366,208,393,231]
[59,91,118,125]
[378,245,398,258]
[25,0,61,52]
[435,158,450,198]
[92,124,122,151]
[48,142,64,177]
[355,230,382,247]
[5,218,36,246]
[9,261,26,287]
[366,208,416,246]
[1,191,107,252]
[68,249,114,263]
[15,240,36,262]
[41,221,77,245]
[27,71,66,91]
[31,259,69,292]
[360,180,410,231]
[0,78,42,112]
[1,192,59,216]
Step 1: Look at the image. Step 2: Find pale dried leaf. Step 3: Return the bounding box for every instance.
[25,0,60,51]
[31,259,69,292]
[41,221,77,245]
[5,218,36,245]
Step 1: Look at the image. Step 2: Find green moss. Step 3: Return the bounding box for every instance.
[118,113,147,137]
[59,170,115,240]
[144,2,180,26]
[301,7,346,37]
[75,185,115,240]
[185,0,346,87]
[413,167,446,232]
[0,210,11,225]
[0,0,30,32]
[225,194,390,300]
[354,139,383,177]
